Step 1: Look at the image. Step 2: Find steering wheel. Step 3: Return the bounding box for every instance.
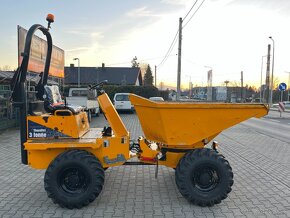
[88,80,108,94]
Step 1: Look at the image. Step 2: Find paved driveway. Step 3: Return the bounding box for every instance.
[0,113,289,217]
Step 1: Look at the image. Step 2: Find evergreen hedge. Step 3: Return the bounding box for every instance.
[64,85,169,100]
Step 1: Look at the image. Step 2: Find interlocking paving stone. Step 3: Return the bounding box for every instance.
[0,113,289,217]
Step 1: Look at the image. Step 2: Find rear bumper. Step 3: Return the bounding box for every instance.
[116,108,134,112]
[115,106,134,112]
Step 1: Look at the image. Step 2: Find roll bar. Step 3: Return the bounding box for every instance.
[10,16,54,164]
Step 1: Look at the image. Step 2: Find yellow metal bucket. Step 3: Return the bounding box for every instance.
[129,94,268,149]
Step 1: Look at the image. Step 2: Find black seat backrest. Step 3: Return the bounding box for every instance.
[44,85,64,105]
[44,85,64,113]
[43,85,84,115]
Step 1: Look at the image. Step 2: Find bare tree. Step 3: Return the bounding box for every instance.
[131,56,139,68]
[139,63,148,79]
[229,80,239,87]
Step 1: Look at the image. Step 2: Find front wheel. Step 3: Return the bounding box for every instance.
[44,150,105,209]
[175,148,233,207]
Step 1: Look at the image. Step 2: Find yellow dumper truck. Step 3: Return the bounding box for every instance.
[10,15,268,209]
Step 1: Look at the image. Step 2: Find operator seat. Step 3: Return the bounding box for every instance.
[44,85,84,114]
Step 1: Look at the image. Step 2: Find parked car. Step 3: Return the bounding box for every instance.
[66,88,100,122]
[113,93,134,112]
[149,97,164,102]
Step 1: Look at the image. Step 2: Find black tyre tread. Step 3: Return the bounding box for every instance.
[175,148,233,207]
[44,149,104,209]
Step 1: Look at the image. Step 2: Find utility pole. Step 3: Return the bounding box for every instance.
[189,81,192,98]
[286,71,290,101]
[73,58,80,87]
[155,65,157,87]
[207,69,213,101]
[186,75,192,98]
[241,71,243,102]
[265,44,271,104]
[224,80,229,102]
[269,36,275,105]
[260,56,267,102]
[176,17,183,101]
[160,81,164,90]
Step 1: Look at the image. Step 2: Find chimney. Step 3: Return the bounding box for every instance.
[70,63,74,68]
[102,63,105,68]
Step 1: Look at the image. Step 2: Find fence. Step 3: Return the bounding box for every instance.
[0,85,18,130]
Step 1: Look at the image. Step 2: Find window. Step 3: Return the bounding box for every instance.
[71,90,88,97]
[116,94,129,101]
[71,89,96,99]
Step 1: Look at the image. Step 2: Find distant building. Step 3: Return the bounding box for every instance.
[191,86,250,102]
[214,87,227,101]
[0,71,14,129]
[64,64,143,86]
[192,87,207,100]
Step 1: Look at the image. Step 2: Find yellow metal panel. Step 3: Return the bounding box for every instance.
[25,135,130,169]
[27,111,89,139]
[96,136,130,168]
[130,94,268,148]
[25,140,100,150]
[98,93,129,137]
[159,152,185,168]
[28,149,66,169]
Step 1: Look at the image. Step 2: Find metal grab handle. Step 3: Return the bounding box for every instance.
[54,109,73,116]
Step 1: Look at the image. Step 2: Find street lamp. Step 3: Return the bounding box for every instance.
[260,55,267,102]
[224,80,229,102]
[269,36,275,105]
[73,58,80,87]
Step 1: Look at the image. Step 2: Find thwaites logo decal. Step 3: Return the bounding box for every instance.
[28,120,69,138]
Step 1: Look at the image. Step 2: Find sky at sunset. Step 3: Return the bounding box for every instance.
[0,0,290,89]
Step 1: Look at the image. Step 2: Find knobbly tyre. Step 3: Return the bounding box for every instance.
[11,15,269,209]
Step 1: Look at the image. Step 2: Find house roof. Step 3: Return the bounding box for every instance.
[0,71,58,85]
[64,66,142,85]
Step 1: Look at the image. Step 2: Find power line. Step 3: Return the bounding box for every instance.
[157,0,205,68]
[157,1,199,68]
[183,0,199,21]
[183,0,206,29]
[157,29,179,67]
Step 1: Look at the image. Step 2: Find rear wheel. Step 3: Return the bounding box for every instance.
[175,148,233,206]
[44,149,104,209]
